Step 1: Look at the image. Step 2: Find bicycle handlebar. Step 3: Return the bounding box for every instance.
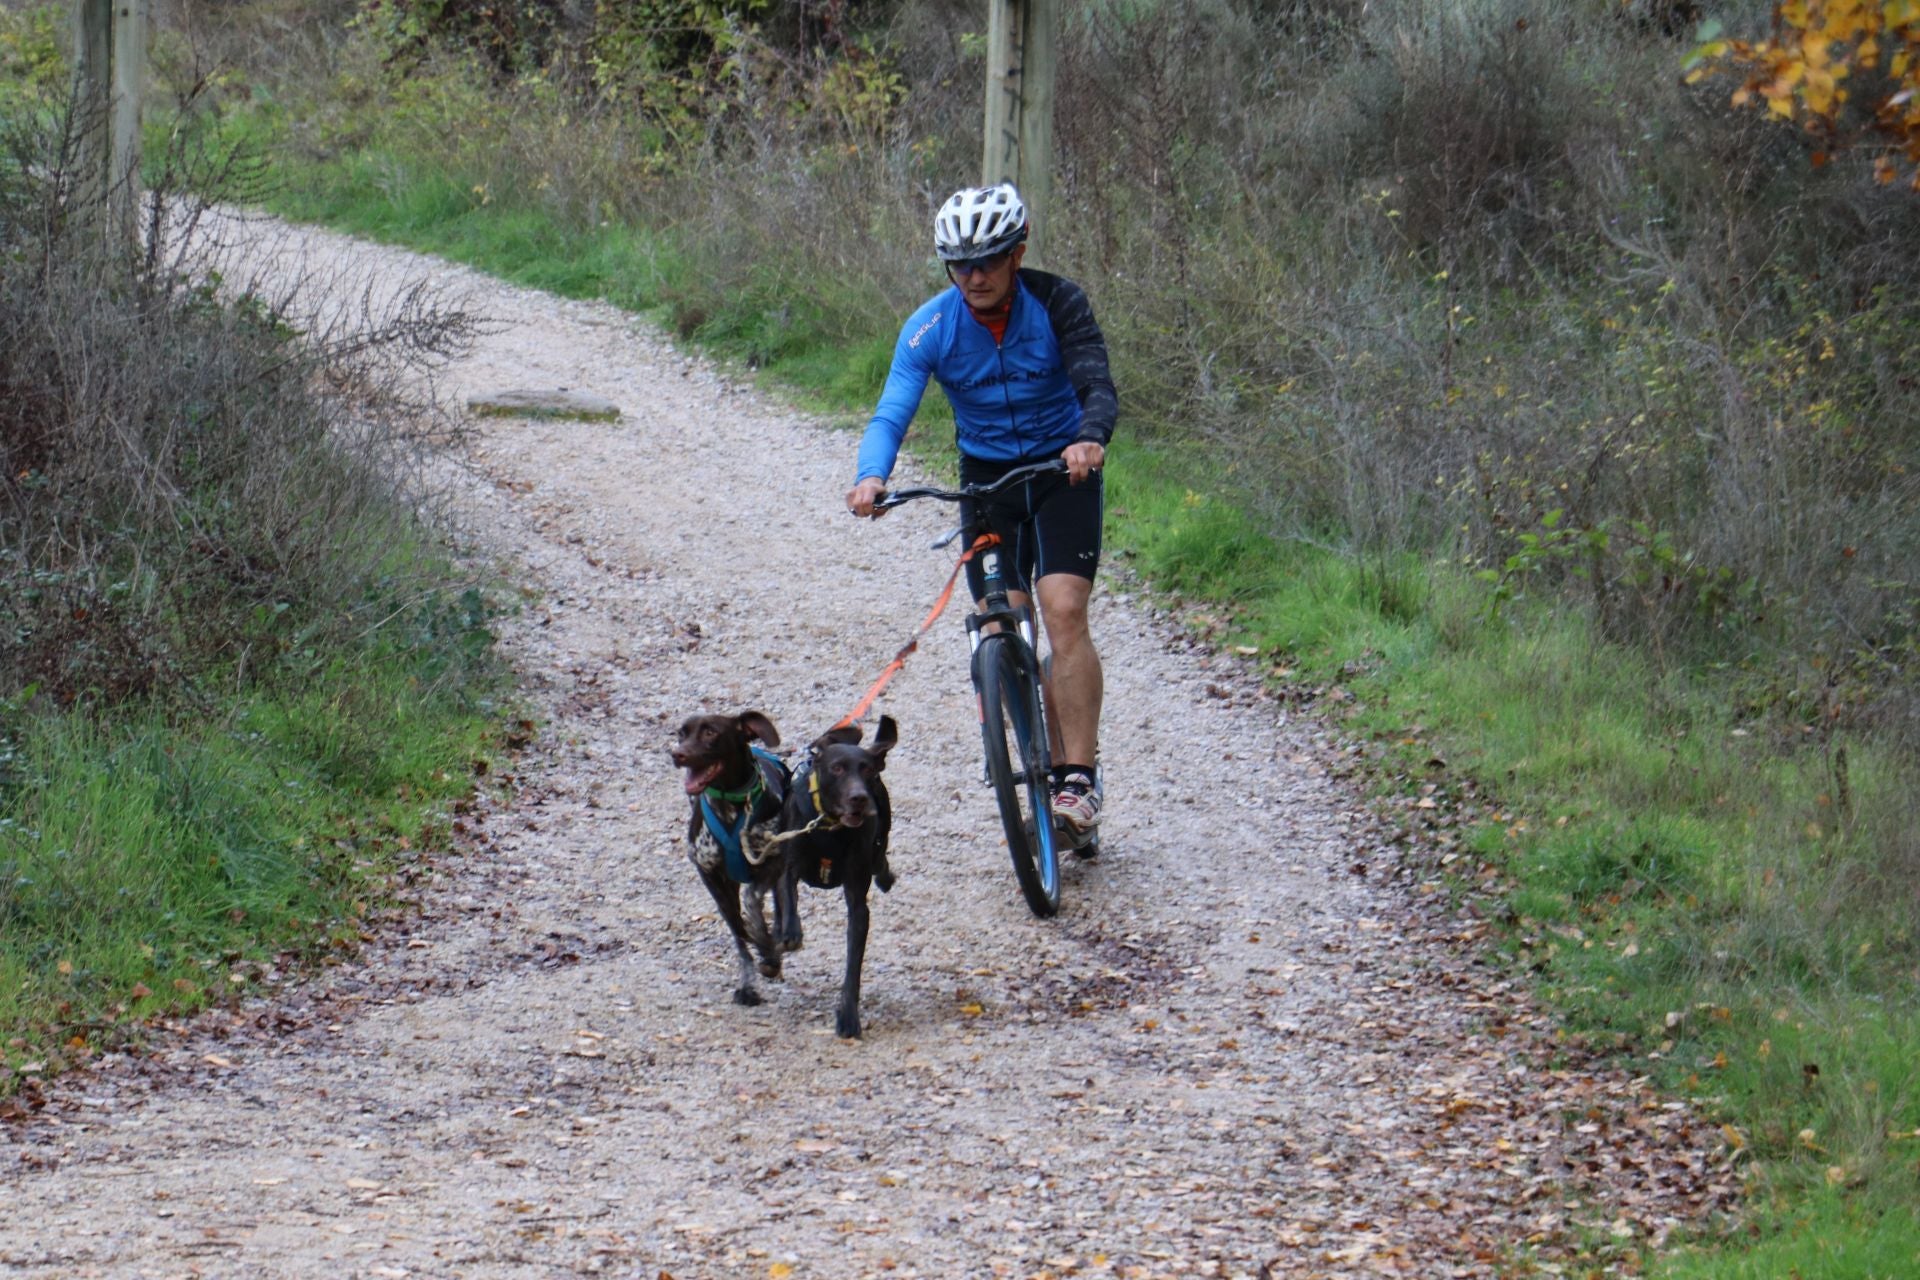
[871,457,1070,511]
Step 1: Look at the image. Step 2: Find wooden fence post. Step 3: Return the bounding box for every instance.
[70,0,147,242]
[981,0,1057,262]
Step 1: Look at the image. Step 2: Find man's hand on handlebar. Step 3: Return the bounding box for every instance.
[1062,441,1105,484]
[847,476,889,518]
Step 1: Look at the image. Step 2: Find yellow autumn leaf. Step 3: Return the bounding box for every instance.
[1805,68,1838,114]
[769,1264,794,1280]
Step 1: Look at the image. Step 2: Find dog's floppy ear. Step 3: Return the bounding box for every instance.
[867,715,899,768]
[810,724,861,752]
[737,711,779,747]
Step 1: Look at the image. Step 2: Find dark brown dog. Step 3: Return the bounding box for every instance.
[671,710,790,1008]
[772,716,898,1039]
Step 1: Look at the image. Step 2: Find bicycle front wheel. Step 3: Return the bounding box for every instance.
[975,633,1060,918]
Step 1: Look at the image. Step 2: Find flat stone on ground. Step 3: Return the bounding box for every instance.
[468,387,621,421]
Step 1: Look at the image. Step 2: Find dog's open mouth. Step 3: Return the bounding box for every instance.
[682,761,724,795]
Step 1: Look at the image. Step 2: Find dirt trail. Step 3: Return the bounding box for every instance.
[0,217,1723,1279]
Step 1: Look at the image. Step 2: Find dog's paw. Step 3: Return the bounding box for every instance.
[874,867,896,893]
[732,986,763,1007]
[779,934,805,953]
[835,1008,862,1040]
[757,959,782,979]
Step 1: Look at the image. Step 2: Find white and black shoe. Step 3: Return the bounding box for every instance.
[1050,770,1101,834]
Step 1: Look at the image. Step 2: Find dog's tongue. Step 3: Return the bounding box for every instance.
[682,762,723,795]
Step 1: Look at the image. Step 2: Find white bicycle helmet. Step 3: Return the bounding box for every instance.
[933,183,1029,261]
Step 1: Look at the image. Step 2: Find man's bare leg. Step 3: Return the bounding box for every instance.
[1034,573,1101,771]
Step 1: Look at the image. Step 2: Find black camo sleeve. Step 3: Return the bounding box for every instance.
[1024,270,1119,447]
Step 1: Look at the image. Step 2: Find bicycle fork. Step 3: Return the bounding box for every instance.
[967,548,1047,779]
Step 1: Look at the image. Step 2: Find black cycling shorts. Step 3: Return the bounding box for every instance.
[958,454,1104,599]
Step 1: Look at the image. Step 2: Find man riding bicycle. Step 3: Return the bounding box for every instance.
[845,182,1117,835]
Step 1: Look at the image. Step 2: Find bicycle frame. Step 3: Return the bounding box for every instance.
[964,537,1048,763]
[871,458,1071,914]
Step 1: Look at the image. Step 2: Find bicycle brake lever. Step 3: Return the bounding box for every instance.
[931,524,963,550]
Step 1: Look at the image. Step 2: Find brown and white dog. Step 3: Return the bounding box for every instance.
[670,710,791,1008]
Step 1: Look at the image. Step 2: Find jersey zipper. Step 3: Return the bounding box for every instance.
[995,288,1036,460]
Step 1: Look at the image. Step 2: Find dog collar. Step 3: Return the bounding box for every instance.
[766,762,845,849]
[704,773,762,806]
[702,745,783,805]
[805,763,855,831]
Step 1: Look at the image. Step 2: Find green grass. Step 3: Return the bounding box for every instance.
[1661,1194,1920,1279]
[1,608,505,1087]
[185,103,1920,1271]
[1089,446,1920,1274]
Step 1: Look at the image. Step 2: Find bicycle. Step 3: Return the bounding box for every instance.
[873,457,1102,918]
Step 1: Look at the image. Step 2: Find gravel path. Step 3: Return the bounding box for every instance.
[0,217,1725,1279]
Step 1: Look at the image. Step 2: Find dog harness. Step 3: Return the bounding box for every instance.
[775,761,853,887]
[699,745,788,884]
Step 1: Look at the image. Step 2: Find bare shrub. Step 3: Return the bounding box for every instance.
[0,98,477,706]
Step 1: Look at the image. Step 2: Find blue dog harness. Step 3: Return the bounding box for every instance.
[699,745,788,884]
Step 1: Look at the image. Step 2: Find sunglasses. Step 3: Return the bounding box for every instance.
[947,251,1012,278]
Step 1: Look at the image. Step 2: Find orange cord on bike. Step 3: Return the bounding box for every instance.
[832,533,998,730]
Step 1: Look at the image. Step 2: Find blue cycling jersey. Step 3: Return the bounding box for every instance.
[856,270,1117,482]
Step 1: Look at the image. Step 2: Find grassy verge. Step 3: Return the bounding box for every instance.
[0,44,516,1097]
[1,590,506,1095]
[1110,463,1919,1274]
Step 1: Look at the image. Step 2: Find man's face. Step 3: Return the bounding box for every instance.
[948,244,1024,310]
